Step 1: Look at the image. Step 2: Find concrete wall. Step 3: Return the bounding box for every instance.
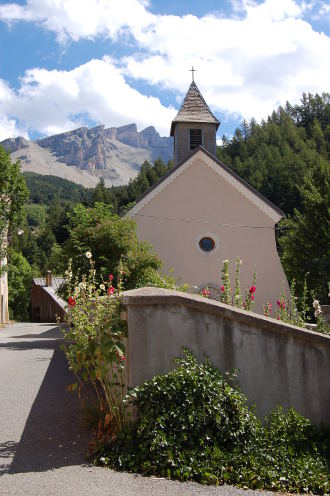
[122,287,330,426]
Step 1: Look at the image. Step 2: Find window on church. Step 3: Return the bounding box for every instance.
[199,237,215,252]
[190,129,202,150]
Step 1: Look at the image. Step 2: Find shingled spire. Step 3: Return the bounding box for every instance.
[170,81,220,165]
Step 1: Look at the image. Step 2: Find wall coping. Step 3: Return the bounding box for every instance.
[121,287,330,348]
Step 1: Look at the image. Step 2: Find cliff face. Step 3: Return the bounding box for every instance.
[36,124,173,170]
[1,124,173,187]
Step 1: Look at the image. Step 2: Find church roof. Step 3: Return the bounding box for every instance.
[170,81,220,136]
[128,146,284,222]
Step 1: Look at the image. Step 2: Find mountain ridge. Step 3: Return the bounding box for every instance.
[1,123,173,188]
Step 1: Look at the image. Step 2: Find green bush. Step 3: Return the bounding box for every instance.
[8,249,33,321]
[94,351,330,493]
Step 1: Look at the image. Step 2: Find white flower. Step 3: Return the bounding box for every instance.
[313,300,319,309]
[85,251,92,259]
[78,282,86,290]
[100,284,105,291]
[314,309,322,318]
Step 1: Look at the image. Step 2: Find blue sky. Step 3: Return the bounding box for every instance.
[0,0,329,141]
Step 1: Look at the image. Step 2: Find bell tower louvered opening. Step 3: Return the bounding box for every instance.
[190,129,202,150]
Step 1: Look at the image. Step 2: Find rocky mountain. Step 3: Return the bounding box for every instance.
[1,124,173,188]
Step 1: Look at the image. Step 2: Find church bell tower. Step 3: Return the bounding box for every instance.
[170,73,220,165]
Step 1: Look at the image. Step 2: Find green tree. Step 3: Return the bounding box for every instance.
[92,177,112,205]
[0,145,28,268]
[279,159,330,303]
[63,202,179,291]
[8,250,33,321]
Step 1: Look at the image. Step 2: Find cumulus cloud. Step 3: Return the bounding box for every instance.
[0,0,154,43]
[123,0,330,120]
[0,0,329,138]
[0,58,176,139]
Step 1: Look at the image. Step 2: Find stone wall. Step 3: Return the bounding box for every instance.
[122,287,330,426]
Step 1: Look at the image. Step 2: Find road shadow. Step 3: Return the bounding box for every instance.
[6,344,92,474]
[10,326,65,340]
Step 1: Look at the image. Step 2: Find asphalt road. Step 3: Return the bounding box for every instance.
[0,322,278,496]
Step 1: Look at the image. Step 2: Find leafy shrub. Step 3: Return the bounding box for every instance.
[8,249,33,321]
[94,351,330,493]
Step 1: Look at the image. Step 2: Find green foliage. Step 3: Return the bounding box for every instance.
[0,145,28,265]
[279,159,330,304]
[95,351,330,493]
[23,172,92,205]
[8,249,33,321]
[62,202,182,292]
[25,203,46,228]
[63,257,127,431]
[217,93,329,214]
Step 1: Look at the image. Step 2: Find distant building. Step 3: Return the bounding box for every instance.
[128,80,289,313]
[30,273,66,322]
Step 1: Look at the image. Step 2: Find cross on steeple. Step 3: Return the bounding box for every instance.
[189,66,196,82]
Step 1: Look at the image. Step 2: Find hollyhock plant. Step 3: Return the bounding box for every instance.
[63,256,127,432]
[220,259,232,305]
[234,257,243,308]
[68,296,76,307]
[244,271,257,311]
[202,288,211,298]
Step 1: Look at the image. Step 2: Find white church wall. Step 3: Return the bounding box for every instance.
[131,153,289,314]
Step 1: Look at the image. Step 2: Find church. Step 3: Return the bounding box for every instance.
[128,78,289,314]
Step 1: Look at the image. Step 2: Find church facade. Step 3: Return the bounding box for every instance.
[129,81,289,313]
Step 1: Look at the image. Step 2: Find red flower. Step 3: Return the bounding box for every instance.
[281,301,285,309]
[220,285,225,292]
[107,286,115,295]
[121,356,126,361]
[251,294,254,301]
[249,285,256,294]
[277,300,281,307]
[202,288,210,297]
[68,296,76,308]
[109,274,114,281]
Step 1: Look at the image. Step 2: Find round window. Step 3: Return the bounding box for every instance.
[199,237,215,252]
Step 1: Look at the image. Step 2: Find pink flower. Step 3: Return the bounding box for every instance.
[109,274,114,281]
[281,301,285,309]
[277,300,281,307]
[220,285,225,292]
[68,296,76,308]
[251,294,254,301]
[202,288,210,297]
[121,356,126,361]
[249,285,256,294]
[107,286,115,295]
[243,302,246,308]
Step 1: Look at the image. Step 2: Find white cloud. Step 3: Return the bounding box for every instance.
[0,58,176,139]
[0,0,154,43]
[123,0,330,121]
[0,0,329,137]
